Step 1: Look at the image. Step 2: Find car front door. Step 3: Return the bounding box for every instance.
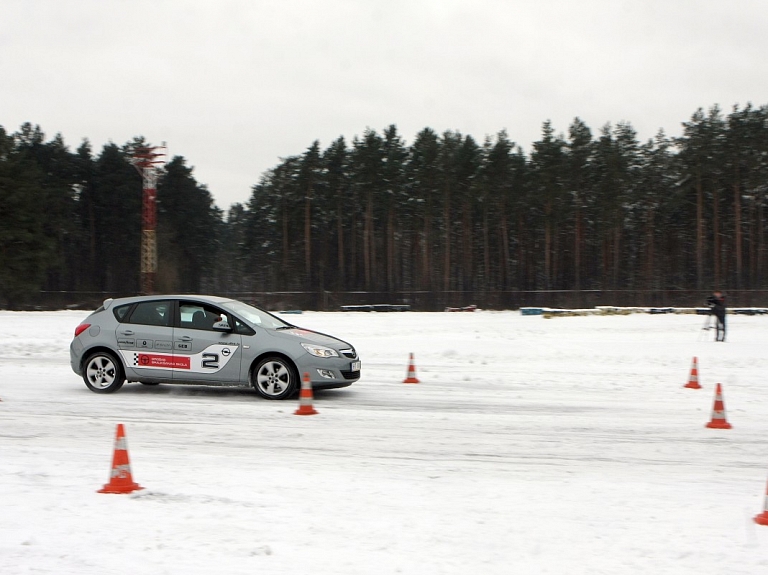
[116,299,175,382]
[172,301,243,383]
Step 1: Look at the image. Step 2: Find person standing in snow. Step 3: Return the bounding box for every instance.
[706,290,726,342]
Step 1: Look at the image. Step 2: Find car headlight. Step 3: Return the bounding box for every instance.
[301,343,340,358]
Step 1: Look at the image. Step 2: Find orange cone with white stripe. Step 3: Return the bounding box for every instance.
[98,423,144,494]
[755,475,768,526]
[684,356,702,389]
[403,353,420,384]
[705,383,732,429]
[294,372,318,415]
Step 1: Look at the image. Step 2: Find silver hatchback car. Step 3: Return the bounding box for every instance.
[70,295,361,399]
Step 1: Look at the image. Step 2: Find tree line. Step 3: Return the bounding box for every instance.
[2,103,768,309]
[0,124,221,309]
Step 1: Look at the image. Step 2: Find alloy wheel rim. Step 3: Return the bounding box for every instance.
[257,361,290,396]
[87,357,115,388]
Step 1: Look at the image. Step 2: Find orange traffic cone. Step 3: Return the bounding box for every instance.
[684,356,702,389]
[294,372,318,415]
[403,353,420,384]
[755,475,768,526]
[98,423,144,494]
[705,383,732,429]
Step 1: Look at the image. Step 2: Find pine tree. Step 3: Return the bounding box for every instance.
[157,156,221,292]
[566,118,594,290]
[350,129,386,291]
[407,128,440,293]
[531,121,566,289]
[0,125,54,307]
[91,142,142,292]
[321,136,350,290]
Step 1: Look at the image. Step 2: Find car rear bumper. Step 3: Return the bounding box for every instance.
[69,340,84,375]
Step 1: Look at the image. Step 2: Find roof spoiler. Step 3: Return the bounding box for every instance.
[102,298,114,309]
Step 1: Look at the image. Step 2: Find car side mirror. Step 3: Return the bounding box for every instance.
[212,320,232,332]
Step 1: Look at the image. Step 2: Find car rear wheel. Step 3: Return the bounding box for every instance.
[252,357,298,400]
[83,351,125,393]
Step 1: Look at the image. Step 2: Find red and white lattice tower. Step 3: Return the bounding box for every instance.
[130,145,166,294]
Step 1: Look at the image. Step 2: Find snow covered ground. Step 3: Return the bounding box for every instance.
[2,308,768,575]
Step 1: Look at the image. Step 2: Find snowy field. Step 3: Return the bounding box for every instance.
[2,308,768,575]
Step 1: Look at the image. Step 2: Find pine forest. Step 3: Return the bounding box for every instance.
[2,104,768,310]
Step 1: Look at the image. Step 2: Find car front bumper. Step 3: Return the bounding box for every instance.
[295,356,361,389]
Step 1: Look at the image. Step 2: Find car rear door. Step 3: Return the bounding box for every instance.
[171,300,243,383]
[116,299,175,381]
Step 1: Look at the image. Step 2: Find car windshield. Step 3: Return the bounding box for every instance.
[220,301,294,330]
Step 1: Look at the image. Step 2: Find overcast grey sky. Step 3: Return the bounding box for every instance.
[3,0,768,210]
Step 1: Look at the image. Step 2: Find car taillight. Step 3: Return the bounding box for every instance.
[74,324,91,337]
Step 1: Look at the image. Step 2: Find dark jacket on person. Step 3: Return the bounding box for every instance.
[707,294,726,317]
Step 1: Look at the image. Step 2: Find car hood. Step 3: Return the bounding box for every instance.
[267,327,351,349]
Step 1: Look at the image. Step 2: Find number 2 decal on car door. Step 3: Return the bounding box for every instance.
[201,353,219,369]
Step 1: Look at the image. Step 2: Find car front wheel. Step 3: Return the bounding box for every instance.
[252,357,298,400]
[83,351,125,393]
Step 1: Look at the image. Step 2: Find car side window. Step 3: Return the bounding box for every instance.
[179,303,231,331]
[126,301,171,327]
[113,304,132,322]
[234,317,255,336]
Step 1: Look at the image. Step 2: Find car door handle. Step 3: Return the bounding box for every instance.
[179,336,193,341]
[120,330,135,336]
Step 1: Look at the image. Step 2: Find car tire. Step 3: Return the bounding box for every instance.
[82,351,125,393]
[252,356,299,400]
